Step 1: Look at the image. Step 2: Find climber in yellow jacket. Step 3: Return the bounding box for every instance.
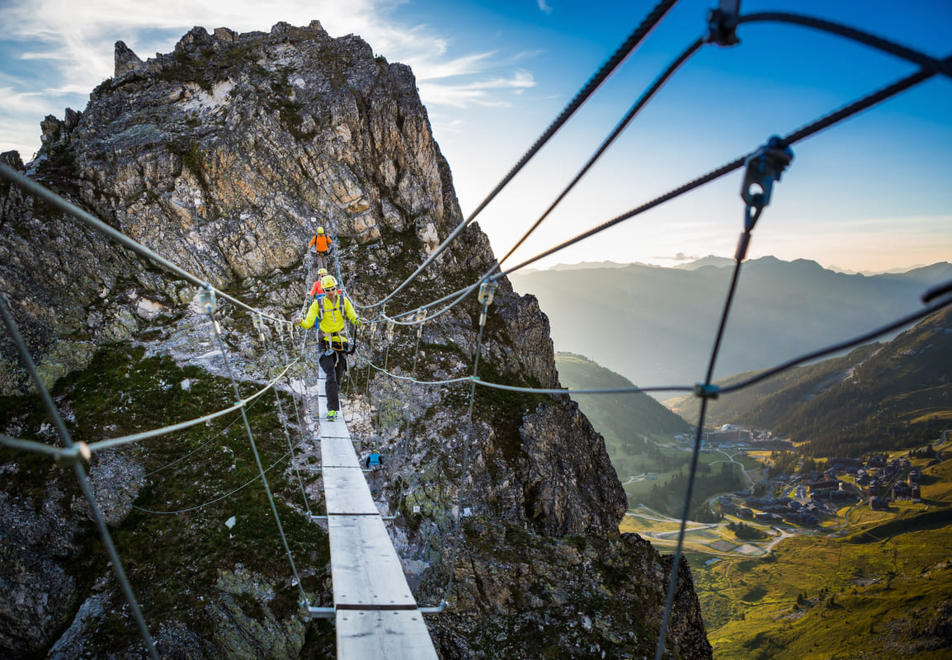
[294,275,360,420]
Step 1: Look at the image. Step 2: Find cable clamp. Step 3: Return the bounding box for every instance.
[693,383,720,399]
[477,281,497,307]
[706,0,740,46]
[740,136,794,230]
[57,441,92,463]
[199,284,217,315]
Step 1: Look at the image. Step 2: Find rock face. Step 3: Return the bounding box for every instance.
[0,21,710,658]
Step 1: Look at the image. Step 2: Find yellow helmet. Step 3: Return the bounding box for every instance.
[317,226,325,234]
[321,275,338,290]
[317,268,328,276]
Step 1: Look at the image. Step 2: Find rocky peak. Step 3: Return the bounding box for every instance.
[114,40,143,76]
[0,20,710,659]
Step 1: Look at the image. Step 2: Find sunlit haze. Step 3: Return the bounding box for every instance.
[1,0,949,273]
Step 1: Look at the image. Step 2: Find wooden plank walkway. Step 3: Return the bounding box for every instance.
[310,369,438,659]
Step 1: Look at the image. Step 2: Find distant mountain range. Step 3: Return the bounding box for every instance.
[510,256,952,394]
[668,305,952,456]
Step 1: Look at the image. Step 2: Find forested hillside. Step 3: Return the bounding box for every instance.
[671,306,952,456]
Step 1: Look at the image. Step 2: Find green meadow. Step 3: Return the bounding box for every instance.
[687,453,952,659]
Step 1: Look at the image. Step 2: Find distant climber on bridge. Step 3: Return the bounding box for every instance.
[307,267,329,302]
[294,274,360,421]
[308,226,333,270]
[365,448,383,471]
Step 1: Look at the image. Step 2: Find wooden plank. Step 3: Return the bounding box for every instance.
[336,610,438,660]
[328,515,416,608]
[321,418,350,436]
[323,467,378,514]
[322,437,359,468]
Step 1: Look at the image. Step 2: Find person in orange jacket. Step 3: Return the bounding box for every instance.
[308,226,333,269]
[307,268,329,303]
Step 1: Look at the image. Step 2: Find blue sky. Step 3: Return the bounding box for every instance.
[1,0,949,273]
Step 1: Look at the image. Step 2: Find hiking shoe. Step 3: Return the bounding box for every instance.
[327,410,337,421]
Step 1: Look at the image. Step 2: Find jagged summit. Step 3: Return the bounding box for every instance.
[0,21,710,659]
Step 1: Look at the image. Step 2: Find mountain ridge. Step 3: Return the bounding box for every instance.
[0,21,710,659]
[509,256,951,394]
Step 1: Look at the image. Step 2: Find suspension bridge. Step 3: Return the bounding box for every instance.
[1,1,951,658]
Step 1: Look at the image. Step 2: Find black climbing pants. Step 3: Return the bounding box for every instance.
[319,349,347,412]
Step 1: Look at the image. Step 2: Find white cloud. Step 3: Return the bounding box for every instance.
[0,0,538,153]
[538,0,553,15]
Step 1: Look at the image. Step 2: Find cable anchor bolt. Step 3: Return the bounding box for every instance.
[693,383,720,400]
[706,0,741,46]
[477,281,498,327]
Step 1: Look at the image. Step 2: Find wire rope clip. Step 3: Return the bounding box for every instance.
[199,286,217,315]
[741,136,794,229]
[59,441,92,463]
[477,281,498,307]
[693,383,720,400]
[706,0,741,46]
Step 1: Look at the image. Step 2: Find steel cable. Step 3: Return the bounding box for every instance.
[356,0,681,311]
[0,294,159,660]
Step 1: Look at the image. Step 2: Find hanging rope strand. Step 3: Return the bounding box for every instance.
[0,295,160,660]
[201,289,308,605]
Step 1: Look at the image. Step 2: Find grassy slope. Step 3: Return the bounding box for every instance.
[555,352,751,516]
[669,306,952,457]
[693,453,952,659]
[0,344,333,655]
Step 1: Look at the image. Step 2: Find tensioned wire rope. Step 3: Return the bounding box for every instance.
[348,291,952,399]
[354,0,681,313]
[0,293,159,660]
[347,31,713,329]
[203,289,309,605]
[0,159,322,616]
[356,14,952,326]
[368,31,704,327]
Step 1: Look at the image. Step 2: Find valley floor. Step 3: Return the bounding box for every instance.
[621,439,952,659]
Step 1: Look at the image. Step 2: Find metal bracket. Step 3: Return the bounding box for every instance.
[706,0,741,46]
[693,383,720,399]
[199,285,217,315]
[741,136,794,227]
[477,281,497,307]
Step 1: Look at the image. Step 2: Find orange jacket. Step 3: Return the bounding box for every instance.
[309,280,324,297]
[309,234,332,253]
